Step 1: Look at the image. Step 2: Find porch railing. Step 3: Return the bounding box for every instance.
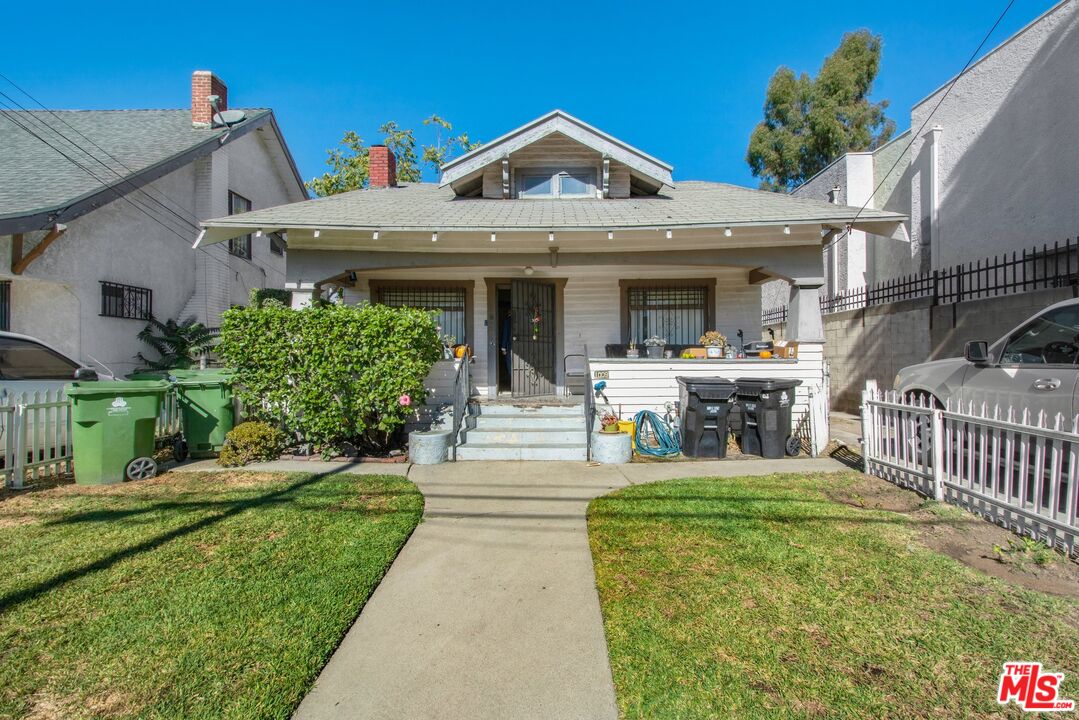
[583,346,594,461]
[450,356,471,461]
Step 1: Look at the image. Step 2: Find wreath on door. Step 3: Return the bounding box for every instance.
[531,306,543,340]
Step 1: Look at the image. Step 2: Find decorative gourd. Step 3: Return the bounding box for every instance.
[759,350,773,359]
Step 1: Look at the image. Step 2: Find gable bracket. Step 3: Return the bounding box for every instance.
[602,156,610,199]
[501,158,510,199]
[12,223,67,275]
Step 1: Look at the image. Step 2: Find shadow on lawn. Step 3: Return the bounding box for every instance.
[0,466,414,614]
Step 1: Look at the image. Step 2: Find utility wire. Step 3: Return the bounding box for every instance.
[827,0,1016,252]
[0,73,205,229]
[0,97,237,275]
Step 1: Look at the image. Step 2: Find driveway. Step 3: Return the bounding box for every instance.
[290,457,845,720]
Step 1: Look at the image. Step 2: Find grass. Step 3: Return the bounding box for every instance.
[0,470,423,720]
[588,471,1079,719]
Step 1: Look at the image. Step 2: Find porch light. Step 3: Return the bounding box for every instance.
[724,227,732,237]
[524,266,534,276]
[313,229,321,238]
[490,232,497,243]
[607,231,614,240]
[666,229,672,239]
[548,231,555,242]
[255,229,263,238]
[783,225,791,235]
[431,232,438,242]
[372,230,379,240]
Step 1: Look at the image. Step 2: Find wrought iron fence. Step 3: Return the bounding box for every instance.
[764,238,1079,324]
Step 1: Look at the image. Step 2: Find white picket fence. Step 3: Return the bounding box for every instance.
[862,384,1079,555]
[0,389,183,489]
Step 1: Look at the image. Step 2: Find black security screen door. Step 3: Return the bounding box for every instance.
[511,279,555,397]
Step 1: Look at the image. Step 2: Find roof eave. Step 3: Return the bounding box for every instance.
[0,110,276,236]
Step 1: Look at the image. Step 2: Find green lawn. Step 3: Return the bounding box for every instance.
[588,472,1079,719]
[0,470,423,720]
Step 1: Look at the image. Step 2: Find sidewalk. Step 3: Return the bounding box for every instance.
[281,456,847,720]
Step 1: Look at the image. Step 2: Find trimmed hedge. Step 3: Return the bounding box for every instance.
[217,301,441,454]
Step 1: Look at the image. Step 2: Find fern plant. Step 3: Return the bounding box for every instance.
[136,317,215,370]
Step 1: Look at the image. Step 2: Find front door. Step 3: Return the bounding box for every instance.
[511,279,556,397]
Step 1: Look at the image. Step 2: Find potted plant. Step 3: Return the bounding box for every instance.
[599,411,620,433]
[644,336,666,359]
[699,331,727,359]
[626,339,640,359]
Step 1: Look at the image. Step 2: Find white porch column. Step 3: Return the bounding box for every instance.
[786,280,825,342]
[285,281,318,309]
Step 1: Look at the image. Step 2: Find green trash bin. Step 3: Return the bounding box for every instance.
[130,369,236,458]
[66,380,170,485]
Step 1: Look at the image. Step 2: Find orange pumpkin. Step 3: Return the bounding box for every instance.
[759,350,773,359]
[454,344,471,359]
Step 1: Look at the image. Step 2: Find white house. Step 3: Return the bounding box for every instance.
[197,110,904,458]
[768,0,1079,309]
[0,71,307,376]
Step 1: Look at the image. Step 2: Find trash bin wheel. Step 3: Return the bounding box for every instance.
[172,438,189,463]
[125,457,158,481]
[785,436,801,457]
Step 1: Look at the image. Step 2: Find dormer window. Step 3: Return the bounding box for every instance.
[517,168,597,199]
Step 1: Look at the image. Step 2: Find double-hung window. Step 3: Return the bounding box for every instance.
[517,168,597,198]
[228,192,252,259]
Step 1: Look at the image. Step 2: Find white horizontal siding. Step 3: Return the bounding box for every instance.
[590,347,826,433]
[564,277,621,359]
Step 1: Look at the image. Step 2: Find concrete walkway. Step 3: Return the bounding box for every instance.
[282,456,845,720]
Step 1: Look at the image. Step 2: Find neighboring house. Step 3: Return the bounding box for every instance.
[0,71,307,376]
[197,110,904,457]
[766,0,1079,310]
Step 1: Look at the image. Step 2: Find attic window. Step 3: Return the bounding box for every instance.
[517,168,596,199]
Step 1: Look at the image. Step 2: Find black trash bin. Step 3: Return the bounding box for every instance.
[677,377,738,458]
[734,378,802,458]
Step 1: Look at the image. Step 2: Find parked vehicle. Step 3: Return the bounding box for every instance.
[895,298,1079,418]
[0,332,108,404]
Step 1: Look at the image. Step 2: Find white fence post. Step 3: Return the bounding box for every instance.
[860,388,873,476]
[930,407,945,501]
[10,401,25,490]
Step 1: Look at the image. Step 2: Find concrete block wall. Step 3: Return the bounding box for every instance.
[766,286,1078,413]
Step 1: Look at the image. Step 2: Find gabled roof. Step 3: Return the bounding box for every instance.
[197,180,907,246]
[438,110,675,192]
[0,108,307,234]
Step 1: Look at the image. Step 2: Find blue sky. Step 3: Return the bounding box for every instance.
[2,0,1056,188]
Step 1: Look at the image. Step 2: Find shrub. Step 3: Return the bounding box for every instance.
[216,301,442,454]
[217,421,288,467]
[249,288,291,307]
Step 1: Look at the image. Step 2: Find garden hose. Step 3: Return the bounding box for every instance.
[633,410,681,457]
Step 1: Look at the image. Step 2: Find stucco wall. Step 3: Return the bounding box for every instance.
[0,125,302,376]
[909,0,1079,270]
[766,285,1078,412]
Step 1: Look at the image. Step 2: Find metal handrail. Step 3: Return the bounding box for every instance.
[450,355,471,461]
[583,346,593,461]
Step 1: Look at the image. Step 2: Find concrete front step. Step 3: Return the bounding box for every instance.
[468,403,583,417]
[467,414,584,429]
[455,442,588,461]
[461,427,588,445]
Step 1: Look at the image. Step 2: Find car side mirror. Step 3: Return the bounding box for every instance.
[964,341,989,365]
[73,367,99,381]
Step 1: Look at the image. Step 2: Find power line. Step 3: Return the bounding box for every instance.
[0,73,205,229]
[829,0,1016,251]
[0,97,237,276]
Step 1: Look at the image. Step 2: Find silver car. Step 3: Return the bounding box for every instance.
[895,298,1079,419]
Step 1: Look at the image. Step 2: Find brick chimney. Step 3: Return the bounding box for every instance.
[191,71,228,128]
[368,145,397,188]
